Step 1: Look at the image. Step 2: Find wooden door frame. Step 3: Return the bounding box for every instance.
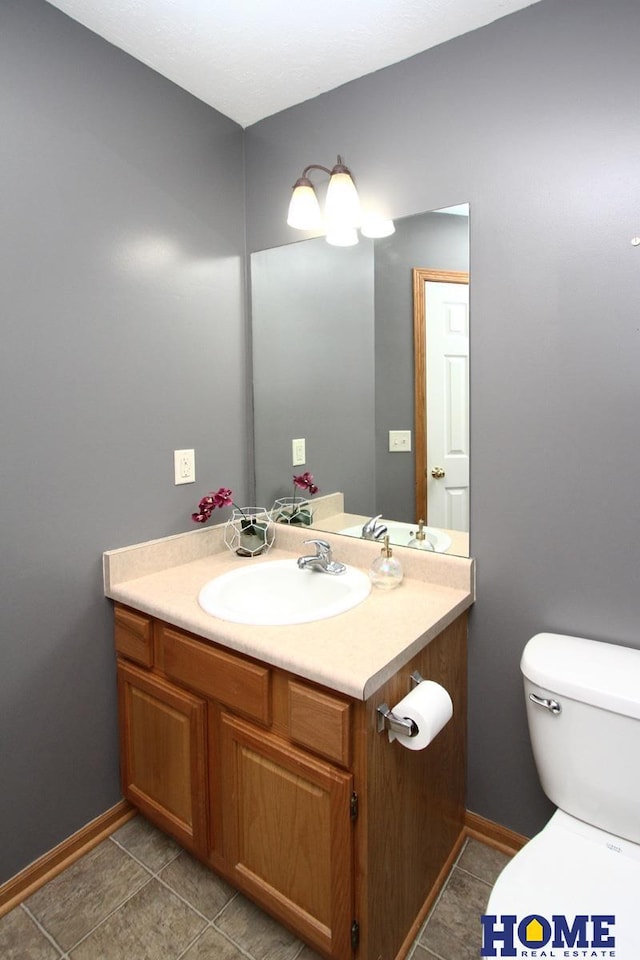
[413,269,469,524]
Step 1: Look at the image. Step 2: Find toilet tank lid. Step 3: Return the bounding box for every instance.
[521,633,640,719]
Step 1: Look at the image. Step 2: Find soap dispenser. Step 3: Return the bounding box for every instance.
[369,535,403,590]
[407,519,435,551]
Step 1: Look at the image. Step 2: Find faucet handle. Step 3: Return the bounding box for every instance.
[362,514,388,539]
[303,538,332,560]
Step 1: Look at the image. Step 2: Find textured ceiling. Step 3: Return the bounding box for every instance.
[44,0,542,127]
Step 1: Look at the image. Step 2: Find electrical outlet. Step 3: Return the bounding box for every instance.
[174,449,195,484]
[292,438,306,466]
[388,430,412,452]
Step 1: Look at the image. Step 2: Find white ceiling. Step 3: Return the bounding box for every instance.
[44,0,542,128]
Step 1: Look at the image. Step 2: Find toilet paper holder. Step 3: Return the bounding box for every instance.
[376,671,424,738]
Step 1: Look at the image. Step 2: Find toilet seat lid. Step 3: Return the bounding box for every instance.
[486,811,640,957]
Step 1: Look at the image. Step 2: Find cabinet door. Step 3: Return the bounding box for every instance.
[220,713,354,960]
[117,660,208,855]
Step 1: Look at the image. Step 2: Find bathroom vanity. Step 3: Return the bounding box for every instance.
[104,526,474,960]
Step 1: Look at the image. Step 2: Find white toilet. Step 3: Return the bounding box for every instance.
[486,632,640,958]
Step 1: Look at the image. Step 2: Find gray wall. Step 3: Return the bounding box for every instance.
[0,0,247,882]
[245,0,640,837]
[251,239,376,513]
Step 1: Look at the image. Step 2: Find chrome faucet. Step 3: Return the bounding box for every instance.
[297,539,346,575]
[362,514,388,540]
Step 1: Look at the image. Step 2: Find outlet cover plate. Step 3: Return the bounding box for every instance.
[174,449,195,484]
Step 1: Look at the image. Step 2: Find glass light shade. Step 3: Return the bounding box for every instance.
[325,226,359,247]
[287,180,322,230]
[360,216,396,239]
[325,171,361,229]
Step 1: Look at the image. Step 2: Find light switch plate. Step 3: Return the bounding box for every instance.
[174,449,195,484]
[292,438,306,466]
[388,430,412,452]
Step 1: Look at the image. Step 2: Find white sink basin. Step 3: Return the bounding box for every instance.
[339,521,452,553]
[198,558,371,626]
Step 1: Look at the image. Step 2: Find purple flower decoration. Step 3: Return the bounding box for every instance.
[192,486,238,523]
[293,472,319,496]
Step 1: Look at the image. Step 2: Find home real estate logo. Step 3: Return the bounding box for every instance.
[480,913,616,957]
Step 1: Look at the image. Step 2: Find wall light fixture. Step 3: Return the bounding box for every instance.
[287,155,394,246]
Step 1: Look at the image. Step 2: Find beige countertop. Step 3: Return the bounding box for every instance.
[104,523,474,701]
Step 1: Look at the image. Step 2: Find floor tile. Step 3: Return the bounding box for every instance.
[179,925,249,960]
[296,945,326,959]
[457,837,511,886]
[0,906,62,960]
[25,838,150,952]
[160,850,236,919]
[215,894,301,960]
[69,878,206,960]
[411,946,440,960]
[110,815,182,872]
[419,865,491,960]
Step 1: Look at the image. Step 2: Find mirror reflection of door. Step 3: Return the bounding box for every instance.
[413,269,470,530]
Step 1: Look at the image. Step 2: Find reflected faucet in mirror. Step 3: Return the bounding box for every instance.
[362,515,388,540]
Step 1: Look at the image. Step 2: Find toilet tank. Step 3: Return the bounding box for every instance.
[521,632,640,844]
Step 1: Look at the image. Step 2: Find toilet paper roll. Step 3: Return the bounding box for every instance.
[388,680,453,750]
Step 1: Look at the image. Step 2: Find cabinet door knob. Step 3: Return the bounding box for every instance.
[431,466,446,479]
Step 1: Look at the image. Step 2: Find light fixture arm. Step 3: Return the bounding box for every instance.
[294,156,353,186]
[299,162,332,180]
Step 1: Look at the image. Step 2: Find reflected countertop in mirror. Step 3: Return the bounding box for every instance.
[251,204,470,556]
[319,513,469,558]
[293,492,469,558]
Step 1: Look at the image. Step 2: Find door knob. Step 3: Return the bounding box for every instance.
[431,467,446,479]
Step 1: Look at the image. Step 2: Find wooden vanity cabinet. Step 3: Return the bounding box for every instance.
[114,603,467,960]
[117,660,208,856]
[219,712,354,958]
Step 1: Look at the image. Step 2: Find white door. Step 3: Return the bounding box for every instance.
[425,280,469,531]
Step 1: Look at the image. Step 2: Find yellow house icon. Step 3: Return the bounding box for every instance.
[525,918,545,942]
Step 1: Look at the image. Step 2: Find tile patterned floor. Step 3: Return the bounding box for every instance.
[0,816,511,960]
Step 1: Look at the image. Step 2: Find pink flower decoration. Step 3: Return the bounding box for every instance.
[293,472,319,496]
[192,486,241,524]
[213,488,233,509]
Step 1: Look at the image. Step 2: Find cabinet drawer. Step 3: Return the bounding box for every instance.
[114,606,153,668]
[288,680,351,766]
[161,626,271,725]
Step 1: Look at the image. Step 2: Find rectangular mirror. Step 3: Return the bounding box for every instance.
[251,204,470,556]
